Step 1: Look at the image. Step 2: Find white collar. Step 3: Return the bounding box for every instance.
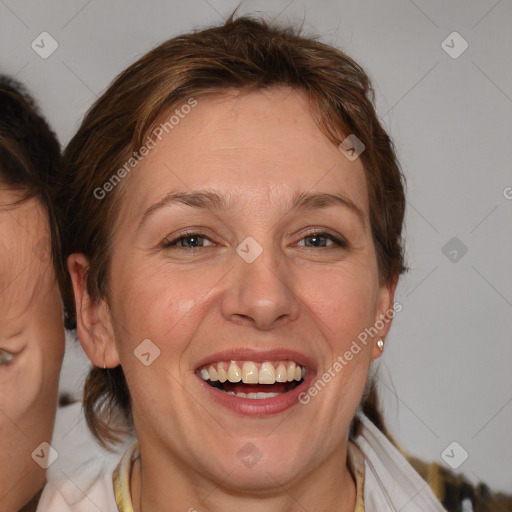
[354,414,447,511]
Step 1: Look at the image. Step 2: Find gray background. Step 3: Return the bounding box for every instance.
[1,0,510,494]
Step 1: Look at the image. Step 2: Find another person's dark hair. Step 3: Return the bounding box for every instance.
[0,75,69,326]
[62,14,407,447]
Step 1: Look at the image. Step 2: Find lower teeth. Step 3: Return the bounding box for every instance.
[225,391,282,399]
[206,378,303,399]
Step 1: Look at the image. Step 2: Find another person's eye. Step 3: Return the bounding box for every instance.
[0,348,15,366]
[162,231,215,249]
[296,230,348,249]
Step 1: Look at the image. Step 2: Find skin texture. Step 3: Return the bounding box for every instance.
[69,88,397,512]
[0,188,64,512]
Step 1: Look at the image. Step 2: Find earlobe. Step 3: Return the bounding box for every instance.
[371,338,385,361]
[371,275,399,361]
[67,253,120,368]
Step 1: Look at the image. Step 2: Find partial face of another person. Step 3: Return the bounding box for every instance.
[72,88,395,492]
[0,186,64,511]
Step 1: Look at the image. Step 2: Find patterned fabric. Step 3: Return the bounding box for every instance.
[112,441,367,512]
[405,454,512,512]
[110,435,512,512]
[112,442,138,512]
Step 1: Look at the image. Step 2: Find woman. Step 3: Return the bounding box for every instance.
[0,77,66,512]
[41,15,448,512]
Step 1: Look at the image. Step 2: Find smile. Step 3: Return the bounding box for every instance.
[199,360,307,384]
[195,354,315,416]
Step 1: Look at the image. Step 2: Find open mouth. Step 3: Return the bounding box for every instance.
[196,360,307,400]
[207,379,304,398]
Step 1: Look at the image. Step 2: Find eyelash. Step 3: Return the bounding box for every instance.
[161,229,348,250]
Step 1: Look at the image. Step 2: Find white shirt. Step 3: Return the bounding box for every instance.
[38,409,446,512]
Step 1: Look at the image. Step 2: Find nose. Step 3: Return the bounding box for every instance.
[220,246,300,330]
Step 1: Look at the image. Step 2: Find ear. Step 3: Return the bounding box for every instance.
[67,253,120,368]
[371,273,399,361]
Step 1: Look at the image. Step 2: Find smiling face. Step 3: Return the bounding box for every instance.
[71,87,396,502]
[0,187,64,511]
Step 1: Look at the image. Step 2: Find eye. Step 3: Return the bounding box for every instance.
[0,349,15,366]
[162,232,215,249]
[160,229,347,251]
[296,230,347,249]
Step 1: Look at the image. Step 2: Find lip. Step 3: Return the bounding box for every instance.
[196,367,316,416]
[194,348,317,416]
[194,348,317,372]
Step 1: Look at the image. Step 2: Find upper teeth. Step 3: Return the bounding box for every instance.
[198,360,307,385]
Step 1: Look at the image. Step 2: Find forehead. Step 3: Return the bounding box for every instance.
[0,192,51,320]
[119,88,369,222]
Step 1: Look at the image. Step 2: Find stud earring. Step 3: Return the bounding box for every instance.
[377,339,384,351]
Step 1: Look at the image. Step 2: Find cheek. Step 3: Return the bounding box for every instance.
[0,289,63,431]
[0,346,60,481]
[298,263,379,346]
[109,267,202,418]
[0,348,45,429]
[28,283,65,388]
[111,260,216,364]
[37,288,66,369]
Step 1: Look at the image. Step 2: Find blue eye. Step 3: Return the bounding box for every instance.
[161,230,347,251]
[162,233,214,249]
[297,231,347,249]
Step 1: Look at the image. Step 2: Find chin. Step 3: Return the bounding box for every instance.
[200,440,310,491]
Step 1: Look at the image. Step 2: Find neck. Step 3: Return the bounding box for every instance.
[130,441,356,512]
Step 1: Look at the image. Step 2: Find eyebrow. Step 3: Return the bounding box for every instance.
[139,189,366,229]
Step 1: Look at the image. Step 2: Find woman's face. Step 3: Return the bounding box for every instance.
[74,88,395,490]
[0,188,64,510]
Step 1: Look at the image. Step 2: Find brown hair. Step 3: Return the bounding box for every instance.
[0,76,69,319]
[62,14,407,447]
